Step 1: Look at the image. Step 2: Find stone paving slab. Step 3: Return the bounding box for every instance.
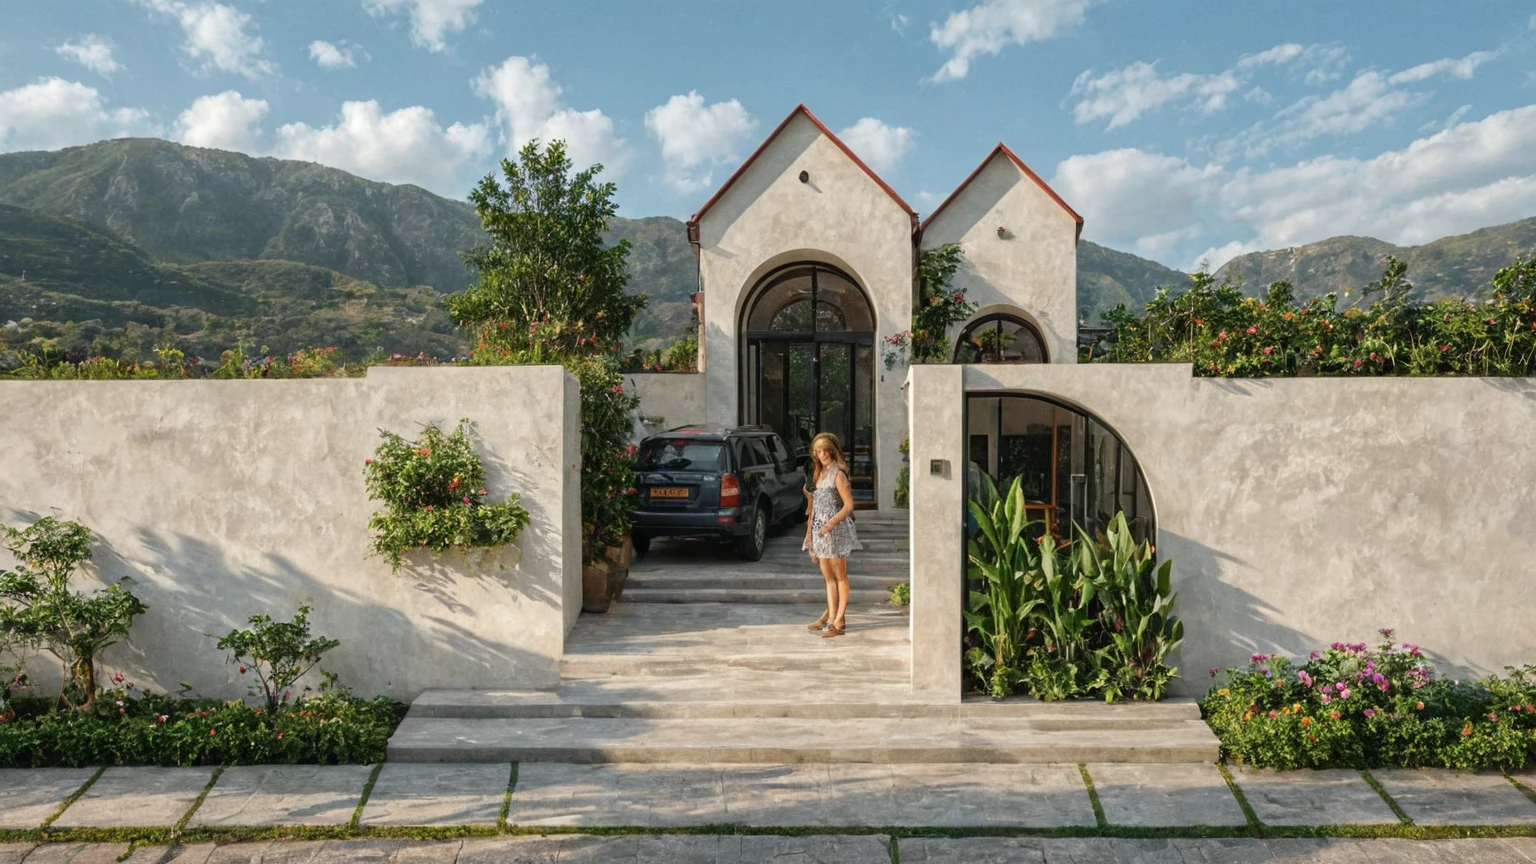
[1230,767,1399,826]
[0,768,96,829]
[360,763,511,827]
[509,762,1094,827]
[458,834,894,864]
[1371,769,1536,825]
[190,764,376,827]
[52,766,214,828]
[0,846,35,864]
[124,845,216,864]
[14,845,134,864]
[897,838,1536,863]
[1087,762,1248,827]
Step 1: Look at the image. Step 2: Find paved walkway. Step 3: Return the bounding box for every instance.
[5,836,1536,863]
[3,762,1534,832]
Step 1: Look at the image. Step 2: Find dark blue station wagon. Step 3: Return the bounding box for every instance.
[630,425,807,561]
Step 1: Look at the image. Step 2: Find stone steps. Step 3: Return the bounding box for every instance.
[626,573,905,590]
[385,714,1220,764]
[620,588,897,605]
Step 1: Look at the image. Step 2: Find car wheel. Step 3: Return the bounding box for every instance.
[736,504,767,562]
[632,534,651,557]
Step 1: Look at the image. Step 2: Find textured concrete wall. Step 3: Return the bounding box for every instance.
[626,372,707,438]
[695,111,914,508]
[0,366,582,701]
[908,363,1536,697]
[921,153,1079,365]
[907,365,967,699]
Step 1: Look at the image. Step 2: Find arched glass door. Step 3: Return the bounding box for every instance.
[741,263,876,505]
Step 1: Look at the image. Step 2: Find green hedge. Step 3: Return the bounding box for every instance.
[0,692,406,767]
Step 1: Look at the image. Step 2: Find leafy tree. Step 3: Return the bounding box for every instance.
[883,244,976,368]
[0,518,146,711]
[448,140,645,357]
[450,140,644,561]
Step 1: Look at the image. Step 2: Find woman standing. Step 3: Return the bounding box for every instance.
[803,432,861,638]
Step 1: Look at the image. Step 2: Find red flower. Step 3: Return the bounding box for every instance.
[277,731,285,740]
[425,505,434,512]
[210,728,217,736]
[239,665,247,674]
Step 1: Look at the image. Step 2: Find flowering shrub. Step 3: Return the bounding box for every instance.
[363,419,531,570]
[212,344,347,378]
[216,605,340,711]
[883,244,976,369]
[1089,257,1536,377]
[0,517,147,711]
[1202,631,1536,770]
[621,334,698,373]
[0,686,404,767]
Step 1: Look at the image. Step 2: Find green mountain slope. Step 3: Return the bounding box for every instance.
[1213,217,1536,300]
[1077,240,1188,321]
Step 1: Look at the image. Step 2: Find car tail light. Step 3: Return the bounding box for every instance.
[720,473,741,508]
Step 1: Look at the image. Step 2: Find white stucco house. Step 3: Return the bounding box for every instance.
[636,104,1087,511]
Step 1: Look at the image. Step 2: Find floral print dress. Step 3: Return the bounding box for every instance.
[803,465,862,560]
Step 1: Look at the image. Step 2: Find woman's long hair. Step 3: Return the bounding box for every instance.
[809,432,849,486]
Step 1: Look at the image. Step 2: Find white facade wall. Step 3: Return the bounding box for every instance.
[0,367,581,701]
[921,153,1079,365]
[695,112,915,509]
[908,363,1536,699]
[626,372,707,438]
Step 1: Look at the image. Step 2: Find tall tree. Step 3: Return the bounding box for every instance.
[448,140,645,355]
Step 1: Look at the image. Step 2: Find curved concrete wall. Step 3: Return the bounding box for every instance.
[0,366,581,701]
[909,363,1536,698]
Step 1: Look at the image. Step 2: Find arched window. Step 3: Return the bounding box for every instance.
[954,313,1048,364]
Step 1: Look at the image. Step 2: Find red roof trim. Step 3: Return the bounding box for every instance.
[686,104,917,243]
[918,143,1084,242]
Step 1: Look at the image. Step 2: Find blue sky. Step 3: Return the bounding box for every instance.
[2,0,1535,270]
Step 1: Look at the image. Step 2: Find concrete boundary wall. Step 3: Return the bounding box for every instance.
[626,372,706,438]
[908,363,1536,698]
[0,366,581,700]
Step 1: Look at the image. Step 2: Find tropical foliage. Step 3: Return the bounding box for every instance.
[364,419,530,570]
[1088,257,1536,376]
[964,475,1181,702]
[620,333,698,372]
[1203,634,1536,771]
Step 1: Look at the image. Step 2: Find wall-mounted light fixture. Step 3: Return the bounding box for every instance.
[996,226,1008,238]
[799,170,810,183]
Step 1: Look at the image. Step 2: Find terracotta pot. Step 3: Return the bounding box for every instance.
[603,544,629,600]
[582,561,611,613]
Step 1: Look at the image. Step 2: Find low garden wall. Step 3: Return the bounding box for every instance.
[907,363,1536,699]
[0,366,581,701]
[625,371,706,438]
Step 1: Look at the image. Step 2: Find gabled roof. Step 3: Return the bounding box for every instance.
[686,104,918,244]
[919,143,1084,242]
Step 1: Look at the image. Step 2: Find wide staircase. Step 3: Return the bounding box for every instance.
[387,510,1220,764]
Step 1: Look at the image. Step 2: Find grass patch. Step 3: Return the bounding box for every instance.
[1360,770,1413,825]
[497,763,519,832]
[350,763,385,831]
[1217,763,1262,831]
[1077,764,1108,829]
[39,765,105,829]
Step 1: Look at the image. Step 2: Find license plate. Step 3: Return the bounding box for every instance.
[650,487,689,499]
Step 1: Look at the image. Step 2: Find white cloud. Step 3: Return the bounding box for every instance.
[1236,43,1303,70]
[55,35,121,77]
[308,40,360,69]
[1388,49,1498,85]
[473,56,630,176]
[174,90,268,152]
[837,117,915,174]
[1070,62,1241,129]
[364,0,481,52]
[928,0,1094,83]
[137,0,274,79]
[644,91,756,193]
[273,100,490,196]
[891,13,910,34]
[1299,45,1351,85]
[1053,105,1536,271]
[0,77,153,152]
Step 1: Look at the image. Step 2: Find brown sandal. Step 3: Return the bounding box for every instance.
[807,612,829,631]
[821,620,846,638]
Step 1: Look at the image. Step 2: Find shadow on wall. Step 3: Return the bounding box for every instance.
[1162,530,1478,697]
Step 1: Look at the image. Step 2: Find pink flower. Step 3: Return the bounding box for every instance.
[1262,346,1273,355]
[277,731,285,740]
[156,715,168,724]
[425,505,434,512]
[1209,667,1221,678]
[463,496,471,504]
[1246,326,1257,335]
[1363,708,1376,718]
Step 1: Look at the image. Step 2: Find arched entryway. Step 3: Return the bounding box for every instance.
[964,393,1154,543]
[740,262,877,505]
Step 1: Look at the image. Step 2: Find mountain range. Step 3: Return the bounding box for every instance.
[1,138,1532,363]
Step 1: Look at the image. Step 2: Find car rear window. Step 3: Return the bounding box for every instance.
[637,439,727,472]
